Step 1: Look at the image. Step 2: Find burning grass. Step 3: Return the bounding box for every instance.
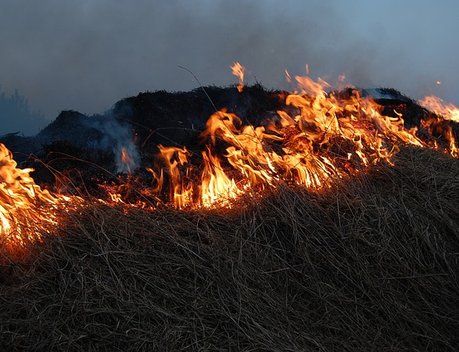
[0,147,458,351]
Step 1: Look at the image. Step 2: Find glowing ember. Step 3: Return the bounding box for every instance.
[231,61,245,93]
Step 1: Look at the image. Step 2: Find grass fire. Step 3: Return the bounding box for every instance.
[0,64,458,351]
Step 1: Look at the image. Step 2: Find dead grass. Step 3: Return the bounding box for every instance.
[0,147,458,351]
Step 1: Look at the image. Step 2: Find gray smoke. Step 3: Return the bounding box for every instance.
[0,0,458,136]
[84,114,140,174]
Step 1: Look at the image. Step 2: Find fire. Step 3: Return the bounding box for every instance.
[116,145,139,174]
[153,144,241,208]
[120,146,133,172]
[199,80,425,191]
[201,147,241,207]
[157,145,194,209]
[0,143,81,254]
[98,69,458,210]
[1,63,459,253]
[419,95,459,123]
[231,61,245,93]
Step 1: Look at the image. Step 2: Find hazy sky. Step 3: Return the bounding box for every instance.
[1,0,458,132]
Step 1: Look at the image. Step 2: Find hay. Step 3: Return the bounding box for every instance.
[1,147,458,351]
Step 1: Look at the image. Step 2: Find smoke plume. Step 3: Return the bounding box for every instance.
[0,0,458,136]
[83,114,140,174]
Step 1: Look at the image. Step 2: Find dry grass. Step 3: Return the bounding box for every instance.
[0,147,458,351]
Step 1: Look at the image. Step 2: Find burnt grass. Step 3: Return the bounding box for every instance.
[0,147,458,351]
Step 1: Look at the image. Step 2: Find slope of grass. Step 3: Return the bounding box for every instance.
[1,147,458,351]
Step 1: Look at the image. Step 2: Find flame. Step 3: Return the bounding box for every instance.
[97,69,458,209]
[0,143,81,254]
[157,145,194,209]
[231,61,245,93]
[153,144,241,208]
[120,146,133,173]
[201,147,241,207]
[285,70,292,83]
[117,145,139,174]
[419,95,459,123]
[1,64,459,253]
[199,78,427,192]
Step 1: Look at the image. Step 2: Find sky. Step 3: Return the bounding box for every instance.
[1,0,458,134]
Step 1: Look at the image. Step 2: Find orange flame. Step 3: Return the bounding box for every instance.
[100,69,458,209]
[199,78,427,193]
[0,143,81,254]
[120,146,133,173]
[231,61,245,93]
[201,147,241,207]
[419,95,459,123]
[157,145,194,209]
[1,64,459,253]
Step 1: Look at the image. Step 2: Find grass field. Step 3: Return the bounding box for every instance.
[1,147,458,351]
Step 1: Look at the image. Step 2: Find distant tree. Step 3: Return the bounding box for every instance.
[0,87,48,136]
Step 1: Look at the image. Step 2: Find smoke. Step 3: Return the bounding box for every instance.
[83,113,140,174]
[0,0,458,132]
